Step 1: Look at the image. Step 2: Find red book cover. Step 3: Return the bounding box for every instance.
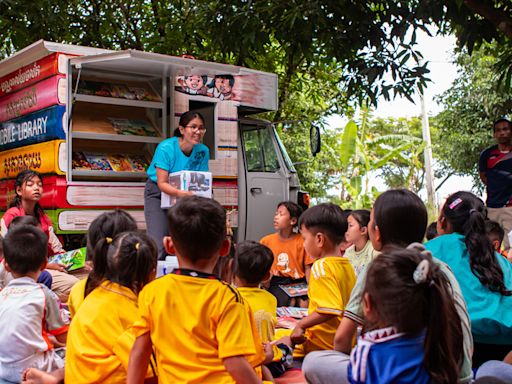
[0,53,70,98]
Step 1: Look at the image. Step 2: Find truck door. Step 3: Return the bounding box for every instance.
[238,119,290,241]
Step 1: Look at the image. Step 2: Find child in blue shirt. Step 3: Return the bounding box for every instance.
[348,245,463,384]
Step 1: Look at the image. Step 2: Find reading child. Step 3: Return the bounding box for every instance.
[234,241,293,378]
[0,225,68,382]
[0,169,78,302]
[344,210,377,276]
[65,232,158,383]
[128,196,265,384]
[348,246,463,384]
[290,203,356,355]
[260,201,313,306]
[67,209,138,316]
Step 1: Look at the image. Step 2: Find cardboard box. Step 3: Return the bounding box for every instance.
[161,170,212,208]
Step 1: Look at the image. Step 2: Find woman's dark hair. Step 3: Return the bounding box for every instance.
[349,209,370,228]
[442,191,511,296]
[364,247,463,384]
[373,189,427,247]
[10,169,44,221]
[173,110,205,137]
[84,210,138,297]
[107,232,157,295]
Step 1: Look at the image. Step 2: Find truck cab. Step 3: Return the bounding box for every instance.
[0,40,309,244]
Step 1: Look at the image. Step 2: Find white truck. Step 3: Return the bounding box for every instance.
[0,40,316,244]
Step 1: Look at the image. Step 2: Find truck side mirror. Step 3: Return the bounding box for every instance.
[310,125,321,157]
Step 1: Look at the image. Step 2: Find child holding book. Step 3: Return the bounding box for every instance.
[0,225,68,382]
[233,240,293,378]
[65,232,158,383]
[128,196,265,384]
[344,209,377,276]
[0,169,78,302]
[260,201,313,306]
[67,209,138,316]
[348,246,463,383]
[290,203,356,355]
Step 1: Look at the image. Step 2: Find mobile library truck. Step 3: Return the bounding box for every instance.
[0,40,312,246]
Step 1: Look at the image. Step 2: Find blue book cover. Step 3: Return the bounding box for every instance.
[0,105,66,151]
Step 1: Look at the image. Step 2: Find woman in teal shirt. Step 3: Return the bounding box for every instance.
[144,111,209,257]
[426,191,512,367]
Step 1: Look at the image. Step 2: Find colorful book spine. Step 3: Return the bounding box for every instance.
[0,139,66,179]
[0,53,69,98]
[0,75,66,123]
[0,176,145,210]
[0,105,66,151]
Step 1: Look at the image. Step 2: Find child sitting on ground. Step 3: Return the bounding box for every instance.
[0,225,68,383]
[0,169,78,302]
[344,210,377,276]
[348,246,463,383]
[67,209,138,316]
[234,240,293,378]
[65,232,158,383]
[486,219,510,260]
[290,203,356,356]
[128,196,265,384]
[261,201,313,307]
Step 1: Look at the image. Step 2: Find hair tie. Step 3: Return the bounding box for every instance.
[449,198,463,210]
[469,209,478,215]
[135,242,140,251]
[106,237,113,244]
[413,259,430,284]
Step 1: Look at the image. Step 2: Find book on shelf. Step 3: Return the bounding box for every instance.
[78,80,161,101]
[84,152,113,171]
[49,247,86,271]
[107,154,134,172]
[108,118,157,137]
[279,282,308,298]
[72,152,92,170]
[129,154,150,172]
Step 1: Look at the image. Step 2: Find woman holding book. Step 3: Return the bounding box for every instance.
[144,110,209,258]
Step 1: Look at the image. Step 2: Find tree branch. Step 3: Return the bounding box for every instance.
[463,0,512,39]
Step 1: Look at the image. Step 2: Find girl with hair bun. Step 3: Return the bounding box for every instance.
[348,246,463,384]
[427,190,512,366]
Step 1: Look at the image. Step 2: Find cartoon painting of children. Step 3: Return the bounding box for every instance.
[207,75,235,100]
[176,75,208,95]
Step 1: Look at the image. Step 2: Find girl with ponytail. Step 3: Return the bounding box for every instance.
[427,191,512,366]
[348,246,463,384]
[65,231,158,383]
[67,209,137,316]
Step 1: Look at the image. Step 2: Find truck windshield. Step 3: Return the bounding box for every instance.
[242,127,280,172]
[273,127,296,173]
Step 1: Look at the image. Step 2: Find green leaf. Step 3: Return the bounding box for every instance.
[340,120,358,167]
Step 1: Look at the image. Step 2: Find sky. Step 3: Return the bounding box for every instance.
[326,29,477,204]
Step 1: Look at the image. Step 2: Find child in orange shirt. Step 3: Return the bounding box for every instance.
[260,201,313,306]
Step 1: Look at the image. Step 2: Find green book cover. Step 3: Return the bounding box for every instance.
[49,247,87,271]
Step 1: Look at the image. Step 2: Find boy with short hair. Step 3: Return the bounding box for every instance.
[233,241,293,378]
[127,196,265,384]
[290,203,356,355]
[486,219,509,259]
[0,225,68,382]
[260,201,313,306]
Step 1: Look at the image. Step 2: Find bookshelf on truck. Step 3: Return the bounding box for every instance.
[0,40,309,245]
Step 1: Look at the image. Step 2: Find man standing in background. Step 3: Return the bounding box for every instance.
[479,117,512,251]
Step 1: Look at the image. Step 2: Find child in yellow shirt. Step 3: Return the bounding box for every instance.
[290,203,356,356]
[234,240,293,378]
[65,232,158,384]
[128,196,265,384]
[260,201,314,306]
